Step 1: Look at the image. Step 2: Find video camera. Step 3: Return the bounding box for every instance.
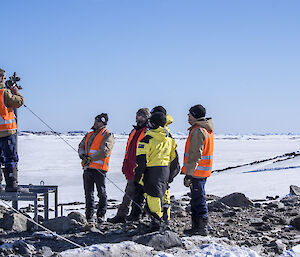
[5,72,22,89]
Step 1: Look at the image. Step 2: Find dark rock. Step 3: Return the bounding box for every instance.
[222,211,236,217]
[280,196,299,206]
[254,202,261,208]
[288,211,299,217]
[290,185,300,196]
[262,213,286,225]
[13,240,36,256]
[67,212,87,225]
[206,194,221,201]
[266,195,279,200]
[208,201,230,212]
[218,193,253,208]
[134,231,182,250]
[265,201,285,210]
[37,246,53,257]
[43,216,83,234]
[290,216,300,230]
[269,239,286,254]
[0,246,15,256]
[257,224,272,231]
[0,206,7,219]
[250,218,265,227]
[0,212,28,232]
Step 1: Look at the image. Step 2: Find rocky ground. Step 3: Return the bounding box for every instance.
[0,185,300,257]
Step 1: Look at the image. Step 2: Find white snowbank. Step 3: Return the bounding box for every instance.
[60,237,261,257]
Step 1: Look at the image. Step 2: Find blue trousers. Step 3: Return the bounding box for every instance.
[191,177,208,220]
[0,134,18,168]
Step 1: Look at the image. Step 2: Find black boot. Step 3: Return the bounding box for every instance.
[126,203,142,222]
[107,215,126,224]
[3,167,18,192]
[184,217,208,236]
[3,167,29,193]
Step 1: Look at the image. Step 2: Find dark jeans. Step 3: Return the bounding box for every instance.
[191,177,208,220]
[117,180,136,217]
[83,168,107,219]
[0,134,18,168]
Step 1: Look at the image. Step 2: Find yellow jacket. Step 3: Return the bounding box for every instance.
[136,126,177,167]
[135,126,180,197]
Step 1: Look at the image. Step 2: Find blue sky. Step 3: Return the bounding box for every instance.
[1,0,299,134]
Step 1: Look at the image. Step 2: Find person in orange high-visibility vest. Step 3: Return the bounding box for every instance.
[181,104,214,236]
[107,108,150,224]
[78,113,114,223]
[0,68,24,193]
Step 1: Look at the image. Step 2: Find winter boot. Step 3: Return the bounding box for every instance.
[3,167,18,192]
[184,217,208,236]
[3,167,29,193]
[197,217,208,236]
[126,204,142,222]
[149,217,163,232]
[107,215,126,224]
[97,215,105,224]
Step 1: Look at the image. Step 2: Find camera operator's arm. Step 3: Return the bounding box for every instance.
[4,86,24,108]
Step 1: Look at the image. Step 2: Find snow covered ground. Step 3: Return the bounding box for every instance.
[17,133,300,205]
[6,133,300,256]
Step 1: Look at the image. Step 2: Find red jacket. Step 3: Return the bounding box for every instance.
[122,125,147,180]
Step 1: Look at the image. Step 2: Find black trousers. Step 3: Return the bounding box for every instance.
[83,168,107,219]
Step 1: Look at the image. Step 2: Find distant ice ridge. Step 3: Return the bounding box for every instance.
[17,131,300,140]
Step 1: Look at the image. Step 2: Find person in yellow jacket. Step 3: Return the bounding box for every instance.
[78,113,114,223]
[0,68,24,192]
[181,104,214,236]
[135,112,180,230]
[150,106,173,132]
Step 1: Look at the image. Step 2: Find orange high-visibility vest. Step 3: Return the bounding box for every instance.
[83,128,111,172]
[124,127,147,159]
[0,89,17,131]
[181,126,214,177]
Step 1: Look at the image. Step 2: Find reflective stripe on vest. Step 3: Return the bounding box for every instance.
[124,127,147,159]
[181,126,214,177]
[83,128,111,172]
[0,89,17,131]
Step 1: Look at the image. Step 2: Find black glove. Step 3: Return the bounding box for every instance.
[184,175,193,187]
[82,155,92,166]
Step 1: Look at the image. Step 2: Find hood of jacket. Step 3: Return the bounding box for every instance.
[189,117,214,133]
[166,114,173,126]
[147,126,170,141]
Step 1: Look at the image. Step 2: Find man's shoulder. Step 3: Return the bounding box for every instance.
[139,134,152,144]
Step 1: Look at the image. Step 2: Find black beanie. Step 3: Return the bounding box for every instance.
[151,106,167,115]
[189,104,206,119]
[95,113,108,125]
[149,112,166,129]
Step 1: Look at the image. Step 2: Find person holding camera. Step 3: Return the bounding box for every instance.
[0,68,24,192]
[78,113,115,223]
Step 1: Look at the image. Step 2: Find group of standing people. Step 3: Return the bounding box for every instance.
[0,67,215,236]
[78,104,214,236]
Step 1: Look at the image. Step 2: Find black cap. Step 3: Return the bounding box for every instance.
[189,104,206,119]
[151,106,167,115]
[149,112,166,129]
[95,113,108,125]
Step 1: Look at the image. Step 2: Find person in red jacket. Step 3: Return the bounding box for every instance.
[107,108,150,224]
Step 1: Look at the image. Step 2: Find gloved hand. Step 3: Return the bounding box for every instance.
[82,155,92,166]
[184,175,193,187]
